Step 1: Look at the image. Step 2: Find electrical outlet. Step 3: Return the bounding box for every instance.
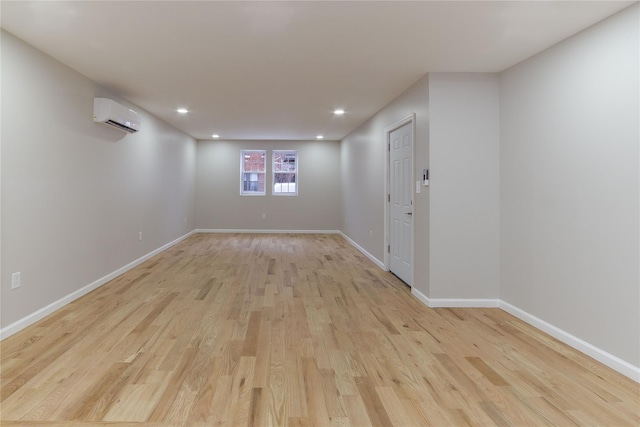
[370,230,373,237]
[139,231,143,241]
[261,213,267,219]
[183,216,187,224]
[11,272,21,289]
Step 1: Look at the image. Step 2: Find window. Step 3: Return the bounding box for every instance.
[240,150,266,195]
[273,150,298,195]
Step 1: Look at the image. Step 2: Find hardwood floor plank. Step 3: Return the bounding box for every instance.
[342,394,373,427]
[318,368,347,418]
[64,362,130,421]
[302,357,331,427]
[131,292,179,334]
[148,347,198,422]
[251,319,272,389]
[205,374,233,425]
[184,356,224,424]
[249,387,268,426]
[101,383,162,422]
[374,386,415,426]
[241,311,263,357]
[1,233,637,426]
[480,401,513,427]
[328,350,358,397]
[354,375,393,426]
[466,356,510,386]
[228,356,256,427]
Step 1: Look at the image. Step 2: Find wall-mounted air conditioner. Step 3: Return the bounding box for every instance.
[93,98,141,133]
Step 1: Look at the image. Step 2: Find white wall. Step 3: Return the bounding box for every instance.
[429,74,500,300]
[500,4,639,367]
[340,75,430,294]
[340,73,500,301]
[1,31,197,329]
[196,140,341,231]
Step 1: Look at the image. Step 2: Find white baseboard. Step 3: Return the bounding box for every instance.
[499,301,640,383]
[196,229,341,234]
[410,288,639,382]
[338,231,385,269]
[410,288,499,308]
[0,230,196,341]
[411,287,431,307]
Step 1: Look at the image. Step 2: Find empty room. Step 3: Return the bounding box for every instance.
[1,1,639,426]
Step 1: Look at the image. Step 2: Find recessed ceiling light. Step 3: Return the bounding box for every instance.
[177,108,188,114]
[212,134,220,138]
[334,109,345,115]
[316,135,324,139]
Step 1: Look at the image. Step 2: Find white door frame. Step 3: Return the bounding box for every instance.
[384,113,415,287]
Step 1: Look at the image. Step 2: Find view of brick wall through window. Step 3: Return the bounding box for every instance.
[241,150,266,195]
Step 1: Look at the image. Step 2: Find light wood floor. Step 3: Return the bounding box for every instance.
[1,234,638,426]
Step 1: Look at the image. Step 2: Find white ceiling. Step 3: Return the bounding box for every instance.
[1,1,635,141]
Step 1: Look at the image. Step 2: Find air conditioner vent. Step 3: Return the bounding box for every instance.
[93,98,141,133]
[105,119,137,133]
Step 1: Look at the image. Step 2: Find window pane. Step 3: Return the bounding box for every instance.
[244,152,265,172]
[274,172,295,184]
[241,150,266,195]
[242,172,265,192]
[272,150,297,195]
[274,152,283,172]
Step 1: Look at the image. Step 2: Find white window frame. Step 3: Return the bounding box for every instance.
[240,150,266,196]
[272,150,298,196]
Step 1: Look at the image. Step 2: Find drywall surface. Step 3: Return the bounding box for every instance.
[340,75,429,294]
[500,4,639,366]
[429,73,500,299]
[1,31,197,328]
[196,139,341,231]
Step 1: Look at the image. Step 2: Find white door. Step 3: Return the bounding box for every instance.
[389,122,413,285]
